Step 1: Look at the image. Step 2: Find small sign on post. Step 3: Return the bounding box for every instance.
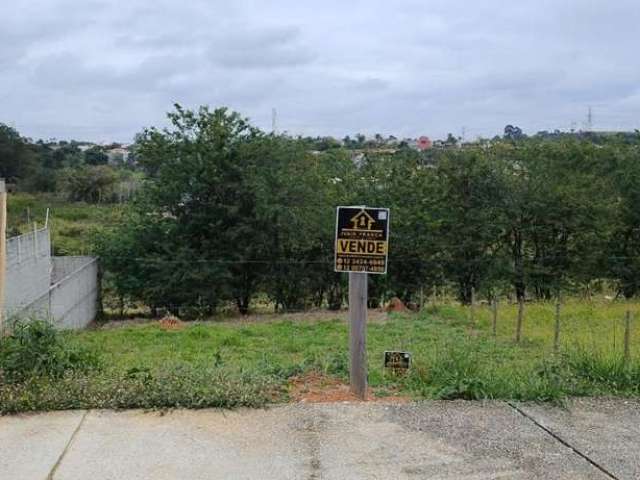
[335,206,389,400]
[335,206,389,274]
[384,351,411,372]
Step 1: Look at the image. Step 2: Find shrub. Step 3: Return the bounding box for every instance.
[427,345,489,400]
[0,320,100,384]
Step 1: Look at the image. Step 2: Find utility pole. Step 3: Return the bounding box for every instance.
[0,179,6,331]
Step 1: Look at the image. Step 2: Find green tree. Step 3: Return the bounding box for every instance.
[0,124,37,182]
[58,165,118,202]
[499,140,615,300]
[84,146,109,165]
[432,148,506,303]
[605,144,640,297]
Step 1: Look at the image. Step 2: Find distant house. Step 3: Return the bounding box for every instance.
[77,143,95,153]
[106,146,130,165]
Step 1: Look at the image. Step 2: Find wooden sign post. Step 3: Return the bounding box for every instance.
[349,272,368,399]
[335,206,389,399]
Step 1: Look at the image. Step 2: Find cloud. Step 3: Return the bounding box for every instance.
[1,0,639,142]
[208,26,315,69]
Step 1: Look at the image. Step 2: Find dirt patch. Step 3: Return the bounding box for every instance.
[386,297,407,313]
[289,371,410,404]
[158,315,185,330]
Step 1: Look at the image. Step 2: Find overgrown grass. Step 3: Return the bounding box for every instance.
[0,320,100,383]
[2,301,640,413]
[7,192,122,255]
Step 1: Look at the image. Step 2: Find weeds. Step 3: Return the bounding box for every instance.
[567,348,640,395]
[0,364,280,414]
[0,320,100,383]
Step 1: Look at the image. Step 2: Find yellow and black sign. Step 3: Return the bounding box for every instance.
[384,351,411,371]
[335,206,389,274]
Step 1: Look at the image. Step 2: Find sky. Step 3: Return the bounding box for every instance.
[2,0,639,143]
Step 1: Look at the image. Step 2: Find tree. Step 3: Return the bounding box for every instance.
[132,105,265,314]
[0,124,37,182]
[355,149,440,304]
[50,143,83,169]
[445,133,458,146]
[98,105,363,315]
[58,165,118,202]
[498,140,615,300]
[606,144,640,297]
[432,148,507,303]
[84,146,109,165]
[504,124,525,141]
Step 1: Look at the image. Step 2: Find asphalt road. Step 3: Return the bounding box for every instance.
[1,399,638,479]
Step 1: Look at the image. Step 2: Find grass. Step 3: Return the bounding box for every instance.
[7,192,122,255]
[2,300,640,413]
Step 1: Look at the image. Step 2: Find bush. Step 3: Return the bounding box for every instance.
[0,320,100,384]
[57,165,118,203]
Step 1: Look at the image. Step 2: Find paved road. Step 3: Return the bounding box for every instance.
[1,399,637,479]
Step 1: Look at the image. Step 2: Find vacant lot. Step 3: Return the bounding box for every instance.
[2,300,639,413]
[7,192,122,255]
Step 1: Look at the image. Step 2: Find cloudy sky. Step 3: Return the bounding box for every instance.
[2,0,639,142]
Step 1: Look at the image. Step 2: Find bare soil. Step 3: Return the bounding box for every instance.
[288,371,410,404]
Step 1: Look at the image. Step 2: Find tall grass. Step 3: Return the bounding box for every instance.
[2,301,639,412]
[7,192,123,255]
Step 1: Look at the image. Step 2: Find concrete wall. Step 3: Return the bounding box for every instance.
[4,229,99,330]
[52,256,94,284]
[5,228,51,319]
[50,257,99,330]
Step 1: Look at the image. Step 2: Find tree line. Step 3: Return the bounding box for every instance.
[89,105,640,317]
[0,124,140,202]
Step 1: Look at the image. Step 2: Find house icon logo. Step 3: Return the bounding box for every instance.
[350,210,376,230]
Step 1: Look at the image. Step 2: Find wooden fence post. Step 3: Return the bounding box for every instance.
[624,310,631,366]
[492,298,498,337]
[515,296,525,343]
[470,286,476,325]
[554,299,561,352]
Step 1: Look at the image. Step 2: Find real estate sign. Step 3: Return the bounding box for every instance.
[334,206,389,274]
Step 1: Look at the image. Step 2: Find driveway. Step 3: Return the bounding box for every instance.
[1,399,637,479]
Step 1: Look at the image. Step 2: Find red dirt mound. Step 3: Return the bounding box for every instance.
[385,297,407,312]
[158,315,185,330]
[289,371,409,403]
